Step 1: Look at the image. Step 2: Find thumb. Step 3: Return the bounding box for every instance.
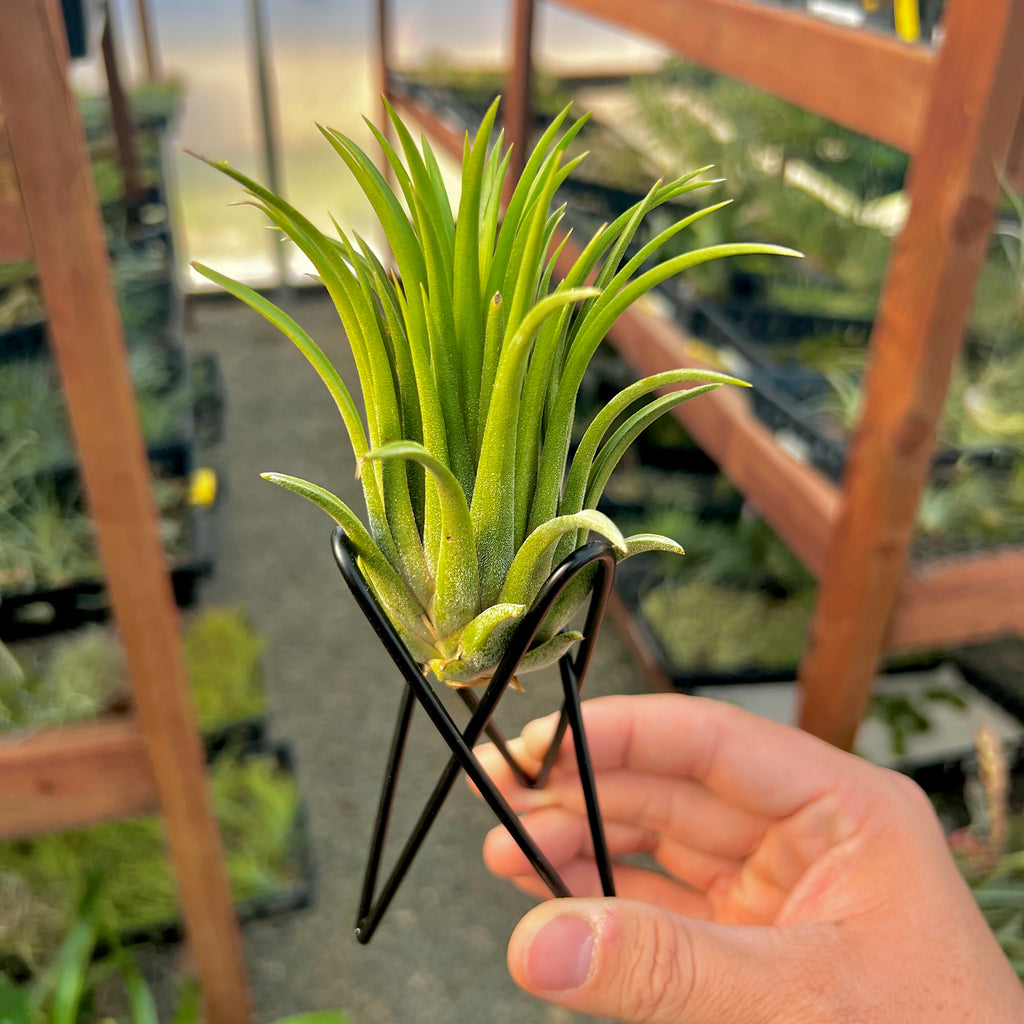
[506,898,840,1024]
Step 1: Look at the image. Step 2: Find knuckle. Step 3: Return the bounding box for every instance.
[619,914,694,1023]
[881,767,936,820]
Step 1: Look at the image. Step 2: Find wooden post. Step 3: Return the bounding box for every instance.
[247,0,287,282]
[1008,95,1024,190]
[0,120,32,262]
[505,0,536,190]
[376,0,391,122]
[374,0,397,204]
[134,0,162,81]
[797,0,1024,749]
[100,4,145,203]
[0,3,251,1021]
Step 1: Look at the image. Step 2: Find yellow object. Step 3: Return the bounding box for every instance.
[189,467,218,507]
[894,0,921,41]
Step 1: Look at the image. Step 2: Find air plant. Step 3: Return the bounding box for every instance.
[193,99,797,687]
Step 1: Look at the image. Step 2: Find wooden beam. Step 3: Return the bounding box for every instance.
[505,0,536,188]
[391,89,470,157]
[0,720,157,839]
[887,549,1024,653]
[100,7,145,204]
[0,118,32,262]
[134,0,162,81]
[1008,93,1024,190]
[549,0,934,152]
[797,0,1024,749]
[0,5,251,1022]
[376,0,391,109]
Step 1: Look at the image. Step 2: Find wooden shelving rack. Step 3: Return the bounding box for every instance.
[0,2,249,1020]
[379,0,1024,748]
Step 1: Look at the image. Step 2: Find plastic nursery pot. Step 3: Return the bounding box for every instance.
[331,527,618,944]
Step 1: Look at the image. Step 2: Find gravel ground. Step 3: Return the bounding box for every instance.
[184,288,650,1024]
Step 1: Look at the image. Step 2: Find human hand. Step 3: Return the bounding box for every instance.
[475,694,1024,1023]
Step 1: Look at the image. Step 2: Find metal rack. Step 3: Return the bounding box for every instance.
[0,3,249,1021]
[377,0,1024,749]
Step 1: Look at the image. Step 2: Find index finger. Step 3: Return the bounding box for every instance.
[522,694,876,821]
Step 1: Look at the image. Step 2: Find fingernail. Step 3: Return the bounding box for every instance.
[526,915,595,991]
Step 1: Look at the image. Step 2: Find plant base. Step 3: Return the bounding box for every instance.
[332,528,617,944]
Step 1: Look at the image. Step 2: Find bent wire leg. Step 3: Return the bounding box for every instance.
[356,683,415,936]
[332,528,617,943]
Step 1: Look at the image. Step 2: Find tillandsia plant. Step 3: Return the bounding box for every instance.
[192,99,797,686]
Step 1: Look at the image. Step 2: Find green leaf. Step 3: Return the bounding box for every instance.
[362,441,478,638]
[534,240,799,541]
[112,946,159,1024]
[584,386,723,511]
[472,287,600,607]
[499,510,627,608]
[429,603,526,685]
[0,978,34,1024]
[622,533,685,558]
[49,877,102,1024]
[316,125,428,290]
[171,978,202,1024]
[452,98,501,444]
[260,473,426,630]
[519,631,584,674]
[562,370,744,517]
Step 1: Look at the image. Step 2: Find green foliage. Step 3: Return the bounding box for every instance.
[184,608,267,728]
[615,490,814,672]
[955,805,1024,980]
[916,457,1024,552]
[0,631,122,730]
[0,346,186,479]
[0,460,189,592]
[1,876,349,1024]
[640,575,813,672]
[0,608,267,735]
[77,79,183,140]
[0,751,299,969]
[0,454,101,590]
[868,687,968,758]
[194,100,794,686]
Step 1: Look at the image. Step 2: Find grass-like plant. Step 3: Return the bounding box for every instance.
[193,100,797,686]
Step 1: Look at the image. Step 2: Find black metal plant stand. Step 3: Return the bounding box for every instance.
[332,528,617,944]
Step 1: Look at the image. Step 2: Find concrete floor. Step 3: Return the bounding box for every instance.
[186,289,649,1024]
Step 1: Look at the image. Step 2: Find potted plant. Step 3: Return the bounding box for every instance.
[191,98,795,929]
[0,741,311,969]
[0,875,342,1023]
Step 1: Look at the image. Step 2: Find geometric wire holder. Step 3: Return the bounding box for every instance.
[331,527,617,944]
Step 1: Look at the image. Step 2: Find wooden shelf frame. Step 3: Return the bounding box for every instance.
[0,2,250,1021]
[380,0,1024,748]
[550,0,936,152]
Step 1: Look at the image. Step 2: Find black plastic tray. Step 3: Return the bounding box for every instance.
[673,289,1017,483]
[613,557,805,689]
[111,739,315,950]
[952,638,1024,729]
[191,352,227,447]
[0,321,47,364]
[0,501,216,642]
[904,743,1024,834]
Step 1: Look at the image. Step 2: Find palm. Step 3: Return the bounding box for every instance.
[477,697,881,930]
